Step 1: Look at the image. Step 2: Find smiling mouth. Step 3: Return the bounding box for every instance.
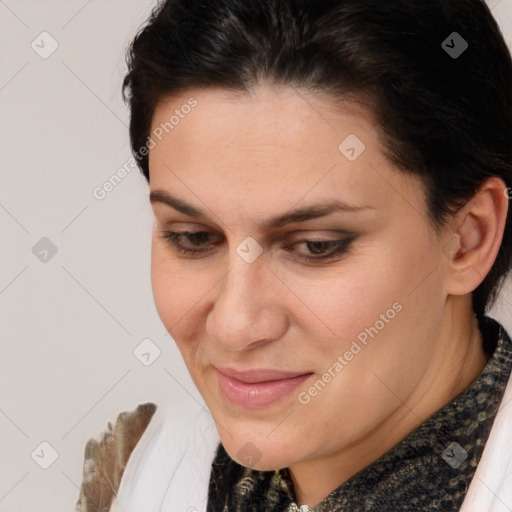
[214,367,314,409]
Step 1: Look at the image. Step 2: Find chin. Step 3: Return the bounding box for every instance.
[219,434,300,471]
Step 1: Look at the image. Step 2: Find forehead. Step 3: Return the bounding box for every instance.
[150,84,376,151]
[148,84,424,220]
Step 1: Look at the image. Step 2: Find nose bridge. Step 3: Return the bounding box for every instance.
[222,231,269,301]
[219,244,269,324]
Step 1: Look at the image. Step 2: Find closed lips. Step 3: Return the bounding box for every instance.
[215,366,313,383]
[214,367,314,409]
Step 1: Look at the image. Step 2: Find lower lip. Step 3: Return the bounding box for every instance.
[215,369,313,409]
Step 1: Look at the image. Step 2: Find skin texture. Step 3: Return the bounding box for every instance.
[148,84,508,506]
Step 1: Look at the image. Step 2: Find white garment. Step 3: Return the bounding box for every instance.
[110,403,220,512]
[460,370,512,512]
[112,372,512,512]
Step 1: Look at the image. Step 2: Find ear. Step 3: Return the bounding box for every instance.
[444,177,509,296]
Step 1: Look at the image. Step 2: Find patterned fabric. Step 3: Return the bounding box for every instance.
[206,316,512,512]
[75,402,157,512]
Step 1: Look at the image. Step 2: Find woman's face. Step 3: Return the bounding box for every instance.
[148,84,450,471]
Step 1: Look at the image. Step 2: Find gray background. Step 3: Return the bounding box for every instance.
[0,1,511,510]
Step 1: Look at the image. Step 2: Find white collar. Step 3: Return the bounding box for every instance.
[460,369,512,511]
[110,402,220,512]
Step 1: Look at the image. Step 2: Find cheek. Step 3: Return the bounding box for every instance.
[291,258,405,347]
[308,284,398,369]
[150,243,203,340]
[150,240,223,367]
[300,238,439,358]
[151,246,177,329]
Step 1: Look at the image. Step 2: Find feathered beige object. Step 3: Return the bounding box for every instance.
[75,402,157,512]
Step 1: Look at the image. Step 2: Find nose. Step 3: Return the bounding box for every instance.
[206,249,289,352]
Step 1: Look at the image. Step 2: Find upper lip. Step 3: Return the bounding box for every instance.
[215,366,312,384]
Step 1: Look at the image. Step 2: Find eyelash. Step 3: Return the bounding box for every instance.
[158,230,355,262]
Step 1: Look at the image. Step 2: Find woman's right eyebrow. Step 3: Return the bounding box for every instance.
[149,188,373,230]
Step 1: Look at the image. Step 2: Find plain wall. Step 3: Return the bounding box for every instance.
[0,1,511,510]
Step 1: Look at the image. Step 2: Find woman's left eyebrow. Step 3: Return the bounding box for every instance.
[149,188,373,230]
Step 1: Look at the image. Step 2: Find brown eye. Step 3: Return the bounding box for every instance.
[286,237,356,262]
[159,231,217,255]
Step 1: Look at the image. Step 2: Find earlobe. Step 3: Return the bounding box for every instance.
[445,177,509,295]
